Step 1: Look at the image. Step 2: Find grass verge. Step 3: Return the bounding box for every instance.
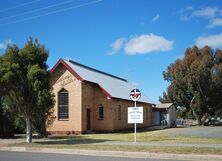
[10,142,222,155]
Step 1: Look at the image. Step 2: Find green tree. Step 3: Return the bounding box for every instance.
[158,91,171,103]
[0,98,15,137]
[0,38,54,142]
[0,46,19,137]
[161,46,222,125]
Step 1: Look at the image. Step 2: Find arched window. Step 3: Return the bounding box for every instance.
[58,88,69,120]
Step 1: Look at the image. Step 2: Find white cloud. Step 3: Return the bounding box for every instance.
[207,18,222,28]
[0,40,12,49]
[195,33,222,48]
[132,82,139,87]
[124,33,173,55]
[151,14,160,22]
[179,6,222,28]
[186,6,194,11]
[179,6,194,21]
[107,38,125,55]
[192,7,218,18]
[108,34,174,55]
[180,15,191,21]
[179,6,194,13]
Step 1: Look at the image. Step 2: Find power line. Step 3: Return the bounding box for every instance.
[0,0,103,26]
[0,0,76,21]
[0,0,41,13]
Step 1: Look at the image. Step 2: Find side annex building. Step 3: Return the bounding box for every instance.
[47,59,153,134]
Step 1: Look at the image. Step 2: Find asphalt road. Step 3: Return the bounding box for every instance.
[0,151,182,161]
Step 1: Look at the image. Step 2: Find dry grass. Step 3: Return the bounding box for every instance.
[47,129,222,144]
[11,142,222,155]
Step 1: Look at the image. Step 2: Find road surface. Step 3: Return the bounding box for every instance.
[0,151,183,161]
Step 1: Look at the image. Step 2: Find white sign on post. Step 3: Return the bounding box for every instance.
[128,107,143,124]
[129,89,143,142]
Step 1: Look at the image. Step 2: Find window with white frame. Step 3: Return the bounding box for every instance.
[58,88,69,120]
[98,105,104,120]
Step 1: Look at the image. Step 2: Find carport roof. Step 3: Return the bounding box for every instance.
[155,103,173,109]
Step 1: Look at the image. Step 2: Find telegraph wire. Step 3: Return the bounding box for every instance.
[0,0,76,21]
[0,0,103,26]
[0,0,41,13]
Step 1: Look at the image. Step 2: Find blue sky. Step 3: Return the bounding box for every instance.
[0,0,222,103]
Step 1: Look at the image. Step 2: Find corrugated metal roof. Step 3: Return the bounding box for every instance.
[155,103,173,109]
[64,59,152,104]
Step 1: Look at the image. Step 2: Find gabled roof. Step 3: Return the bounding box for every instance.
[155,103,173,109]
[51,59,152,104]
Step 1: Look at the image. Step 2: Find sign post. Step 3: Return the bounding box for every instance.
[128,89,142,142]
[134,101,136,143]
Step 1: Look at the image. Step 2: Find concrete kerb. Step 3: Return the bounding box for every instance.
[0,146,222,161]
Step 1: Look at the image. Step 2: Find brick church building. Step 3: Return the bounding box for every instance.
[47,59,153,134]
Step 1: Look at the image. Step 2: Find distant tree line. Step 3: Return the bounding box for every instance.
[159,46,222,125]
[0,38,54,142]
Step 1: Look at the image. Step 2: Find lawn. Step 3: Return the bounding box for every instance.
[9,126,222,155]
[46,126,222,144]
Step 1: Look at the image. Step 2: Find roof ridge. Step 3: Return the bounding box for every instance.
[66,59,128,82]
